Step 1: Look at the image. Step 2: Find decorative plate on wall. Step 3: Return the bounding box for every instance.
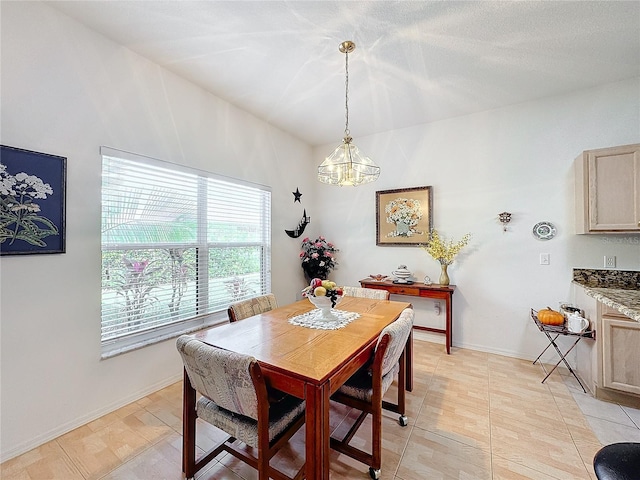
[533,221,556,240]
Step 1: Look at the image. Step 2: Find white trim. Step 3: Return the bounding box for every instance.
[101,311,228,359]
[0,373,182,463]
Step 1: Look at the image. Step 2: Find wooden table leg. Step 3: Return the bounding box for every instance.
[305,382,330,480]
[445,296,452,354]
[182,368,197,478]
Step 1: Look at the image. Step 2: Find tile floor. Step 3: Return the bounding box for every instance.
[2,339,640,480]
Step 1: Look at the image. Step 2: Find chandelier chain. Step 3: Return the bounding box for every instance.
[344,50,350,137]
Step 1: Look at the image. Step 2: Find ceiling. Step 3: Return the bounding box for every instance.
[50,1,640,146]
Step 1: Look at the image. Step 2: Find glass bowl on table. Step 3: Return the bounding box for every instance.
[307,294,343,319]
[302,278,344,320]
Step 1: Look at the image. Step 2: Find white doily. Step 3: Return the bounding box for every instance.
[288,309,361,330]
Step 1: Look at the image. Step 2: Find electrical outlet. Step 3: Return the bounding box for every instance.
[604,255,616,268]
[540,253,550,265]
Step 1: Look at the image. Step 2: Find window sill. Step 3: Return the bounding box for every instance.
[100,311,228,359]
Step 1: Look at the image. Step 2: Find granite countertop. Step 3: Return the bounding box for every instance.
[573,268,640,322]
[577,286,640,321]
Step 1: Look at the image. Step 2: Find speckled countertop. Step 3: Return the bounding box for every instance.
[573,269,640,322]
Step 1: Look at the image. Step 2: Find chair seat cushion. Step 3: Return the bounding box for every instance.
[337,363,400,402]
[197,394,305,448]
[593,442,640,480]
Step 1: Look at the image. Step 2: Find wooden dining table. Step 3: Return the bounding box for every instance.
[183,296,412,480]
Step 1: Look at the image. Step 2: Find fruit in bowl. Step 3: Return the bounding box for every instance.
[302,278,344,308]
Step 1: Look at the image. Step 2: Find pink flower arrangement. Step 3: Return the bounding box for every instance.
[300,236,338,280]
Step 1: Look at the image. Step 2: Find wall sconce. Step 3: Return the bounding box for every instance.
[498,212,512,232]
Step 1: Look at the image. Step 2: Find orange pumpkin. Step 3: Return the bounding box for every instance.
[537,307,564,326]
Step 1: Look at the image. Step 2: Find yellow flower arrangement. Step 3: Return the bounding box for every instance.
[421,230,471,265]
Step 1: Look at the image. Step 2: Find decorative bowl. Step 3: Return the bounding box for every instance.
[392,265,412,283]
[307,294,343,319]
[369,274,388,282]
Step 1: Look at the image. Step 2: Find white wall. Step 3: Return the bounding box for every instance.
[312,77,640,358]
[0,2,314,460]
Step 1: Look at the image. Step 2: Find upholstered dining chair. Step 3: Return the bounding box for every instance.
[330,308,414,480]
[227,293,278,322]
[176,335,306,480]
[342,286,390,300]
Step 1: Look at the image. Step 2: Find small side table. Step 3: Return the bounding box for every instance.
[530,308,594,393]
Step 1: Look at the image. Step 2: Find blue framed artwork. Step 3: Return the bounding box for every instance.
[0,145,67,255]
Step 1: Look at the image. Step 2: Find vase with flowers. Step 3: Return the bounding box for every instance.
[420,230,471,285]
[385,197,423,237]
[300,236,338,281]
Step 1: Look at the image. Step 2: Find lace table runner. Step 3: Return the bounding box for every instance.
[288,309,361,330]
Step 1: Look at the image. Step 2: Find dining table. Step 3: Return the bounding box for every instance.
[182,296,413,480]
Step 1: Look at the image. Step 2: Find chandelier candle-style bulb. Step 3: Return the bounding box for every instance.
[318,41,380,186]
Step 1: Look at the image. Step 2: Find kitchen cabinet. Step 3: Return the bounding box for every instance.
[601,304,640,395]
[575,143,640,233]
[572,284,640,408]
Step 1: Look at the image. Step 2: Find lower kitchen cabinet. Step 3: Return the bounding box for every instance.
[601,305,640,395]
[573,284,640,408]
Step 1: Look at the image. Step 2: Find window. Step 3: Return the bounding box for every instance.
[100,147,271,357]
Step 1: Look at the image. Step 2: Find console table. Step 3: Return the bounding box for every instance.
[359,279,456,354]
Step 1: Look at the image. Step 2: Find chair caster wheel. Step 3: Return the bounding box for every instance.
[369,467,381,479]
[399,415,408,427]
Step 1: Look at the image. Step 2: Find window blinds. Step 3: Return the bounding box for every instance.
[100,147,271,354]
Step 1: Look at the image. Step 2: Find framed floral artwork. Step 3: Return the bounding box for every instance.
[376,186,432,246]
[0,145,66,255]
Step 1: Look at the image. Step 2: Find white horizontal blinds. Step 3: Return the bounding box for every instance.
[101,154,201,342]
[102,157,198,245]
[100,147,271,347]
[206,178,272,309]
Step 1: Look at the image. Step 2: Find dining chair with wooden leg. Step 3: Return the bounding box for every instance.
[345,285,414,394]
[330,307,414,480]
[343,286,390,300]
[227,293,278,322]
[177,335,306,480]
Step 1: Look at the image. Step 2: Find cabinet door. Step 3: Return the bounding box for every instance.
[587,144,640,231]
[601,316,640,395]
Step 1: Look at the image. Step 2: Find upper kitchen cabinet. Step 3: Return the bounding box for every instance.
[575,143,640,233]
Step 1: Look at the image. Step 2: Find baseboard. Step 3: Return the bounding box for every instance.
[412,330,445,344]
[1,373,183,463]
[595,385,640,409]
[412,335,576,371]
[447,340,529,361]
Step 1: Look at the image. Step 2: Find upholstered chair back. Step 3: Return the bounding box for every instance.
[377,308,414,377]
[176,335,259,419]
[228,293,278,322]
[343,286,389,300]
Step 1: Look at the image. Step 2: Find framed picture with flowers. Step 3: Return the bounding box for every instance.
[376,186,432,246]
[0,145,66,255]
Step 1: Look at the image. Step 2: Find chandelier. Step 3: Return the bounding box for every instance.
[318,41,380,186]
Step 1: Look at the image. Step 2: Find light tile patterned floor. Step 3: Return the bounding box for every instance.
[2,339,640,479]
